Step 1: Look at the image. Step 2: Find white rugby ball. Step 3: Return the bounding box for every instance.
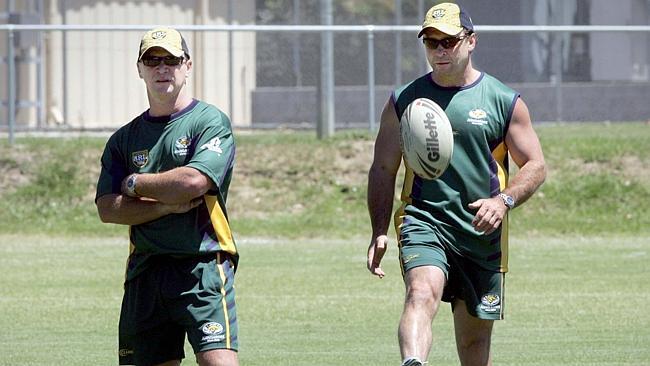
[399,98,454,180]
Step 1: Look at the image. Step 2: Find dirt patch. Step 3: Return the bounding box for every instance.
[0,144,32,195]
[227,136,375,218]
[561,155,650,181]
[4,135,646,220]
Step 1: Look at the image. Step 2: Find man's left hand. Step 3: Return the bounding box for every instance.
[468,197,508,234]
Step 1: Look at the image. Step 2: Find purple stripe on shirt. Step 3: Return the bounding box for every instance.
[220,144,236,188]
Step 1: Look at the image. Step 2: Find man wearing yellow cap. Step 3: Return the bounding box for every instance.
[96,27,240,366]
[367,3,546,366]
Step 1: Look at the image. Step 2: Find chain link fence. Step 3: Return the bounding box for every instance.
[2,0,650,143]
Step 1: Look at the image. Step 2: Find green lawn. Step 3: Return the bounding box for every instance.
[1,122,649,364]
[1,122,649,238]
[1,234,648,365]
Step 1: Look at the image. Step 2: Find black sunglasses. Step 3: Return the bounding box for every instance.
[422,34,468,50]
[141,55,185,67]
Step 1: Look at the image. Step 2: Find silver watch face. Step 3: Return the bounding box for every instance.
[500,193,514,208]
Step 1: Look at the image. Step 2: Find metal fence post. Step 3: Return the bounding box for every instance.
[394,0,402,87]
[7,28,16,144]
[318,0,334,139]
[228,0,234,124]
[552,32,563,122]
[367,27,376,132]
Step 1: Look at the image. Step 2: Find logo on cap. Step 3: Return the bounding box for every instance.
[432,9,446,19]
[151,31,167,40]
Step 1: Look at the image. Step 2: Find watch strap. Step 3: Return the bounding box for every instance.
[498,193,515,209]
[125,174,139,197]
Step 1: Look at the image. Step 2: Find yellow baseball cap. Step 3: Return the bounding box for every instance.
[138,27,190,60]
[418,2,474,38]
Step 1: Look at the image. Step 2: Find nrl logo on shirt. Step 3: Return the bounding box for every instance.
[131,150,149,168]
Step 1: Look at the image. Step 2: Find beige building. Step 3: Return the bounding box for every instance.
[1,0,255,129]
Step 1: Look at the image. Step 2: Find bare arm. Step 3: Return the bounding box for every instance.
[96,166,214,226]
[96,193,203,225]
[469,98,547,234]
[501,98,547,205]
[367,98,403,278]
[128,166,216,204]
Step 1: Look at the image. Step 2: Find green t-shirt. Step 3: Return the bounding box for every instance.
[96,99,237,280]
[392,72,519,272]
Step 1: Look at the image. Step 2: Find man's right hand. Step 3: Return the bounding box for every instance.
[165,197,204,215]
[367,235,389,278]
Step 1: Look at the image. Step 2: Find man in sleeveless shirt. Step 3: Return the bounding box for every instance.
[366,4,546,366]
[96,27,239,366]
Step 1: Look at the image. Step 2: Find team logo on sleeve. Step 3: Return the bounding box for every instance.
[174,136,192,156]
[200,137,223,155]
[131,150,149,168]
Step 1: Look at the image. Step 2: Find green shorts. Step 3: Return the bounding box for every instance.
[398,214,505,320]
[118,252,238,365]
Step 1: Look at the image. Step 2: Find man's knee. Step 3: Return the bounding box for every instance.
[404,266,446,307]
[405,281,438,308]
[456,332,491,353]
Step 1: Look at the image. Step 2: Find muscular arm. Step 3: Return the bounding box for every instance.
[502,98,547,205]
[469,97,547,233]
[96,166,214,226]
[367,98,403,277]
[369,99,403,236]
[96,194,202,225]
[132,166,216,204]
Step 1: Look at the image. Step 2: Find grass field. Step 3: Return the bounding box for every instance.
[0,122,649,365]
[1,122,649,238]
[0,234,648,365]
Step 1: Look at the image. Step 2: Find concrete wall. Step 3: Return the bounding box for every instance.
[251,82,650,126]
[2,0,256,129]
[3,0,649,130]
[0,0,41,126]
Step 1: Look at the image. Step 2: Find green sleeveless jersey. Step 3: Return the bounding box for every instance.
[96,99,237,280]
[392,72,519,272]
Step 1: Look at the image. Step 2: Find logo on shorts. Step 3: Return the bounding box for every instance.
[201,322,226,343]
[480,294,501,313]
[402,254,420,264]
[202,322,224,335]
[119,348,134,357]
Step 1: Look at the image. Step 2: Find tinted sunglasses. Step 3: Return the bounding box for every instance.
[422,35,468,50]
[141,55,185,67]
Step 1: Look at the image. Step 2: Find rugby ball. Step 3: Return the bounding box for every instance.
[399,98,454,180]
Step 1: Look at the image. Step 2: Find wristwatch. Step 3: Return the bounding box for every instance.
[498,193,515,209]
[125,174,139,197]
